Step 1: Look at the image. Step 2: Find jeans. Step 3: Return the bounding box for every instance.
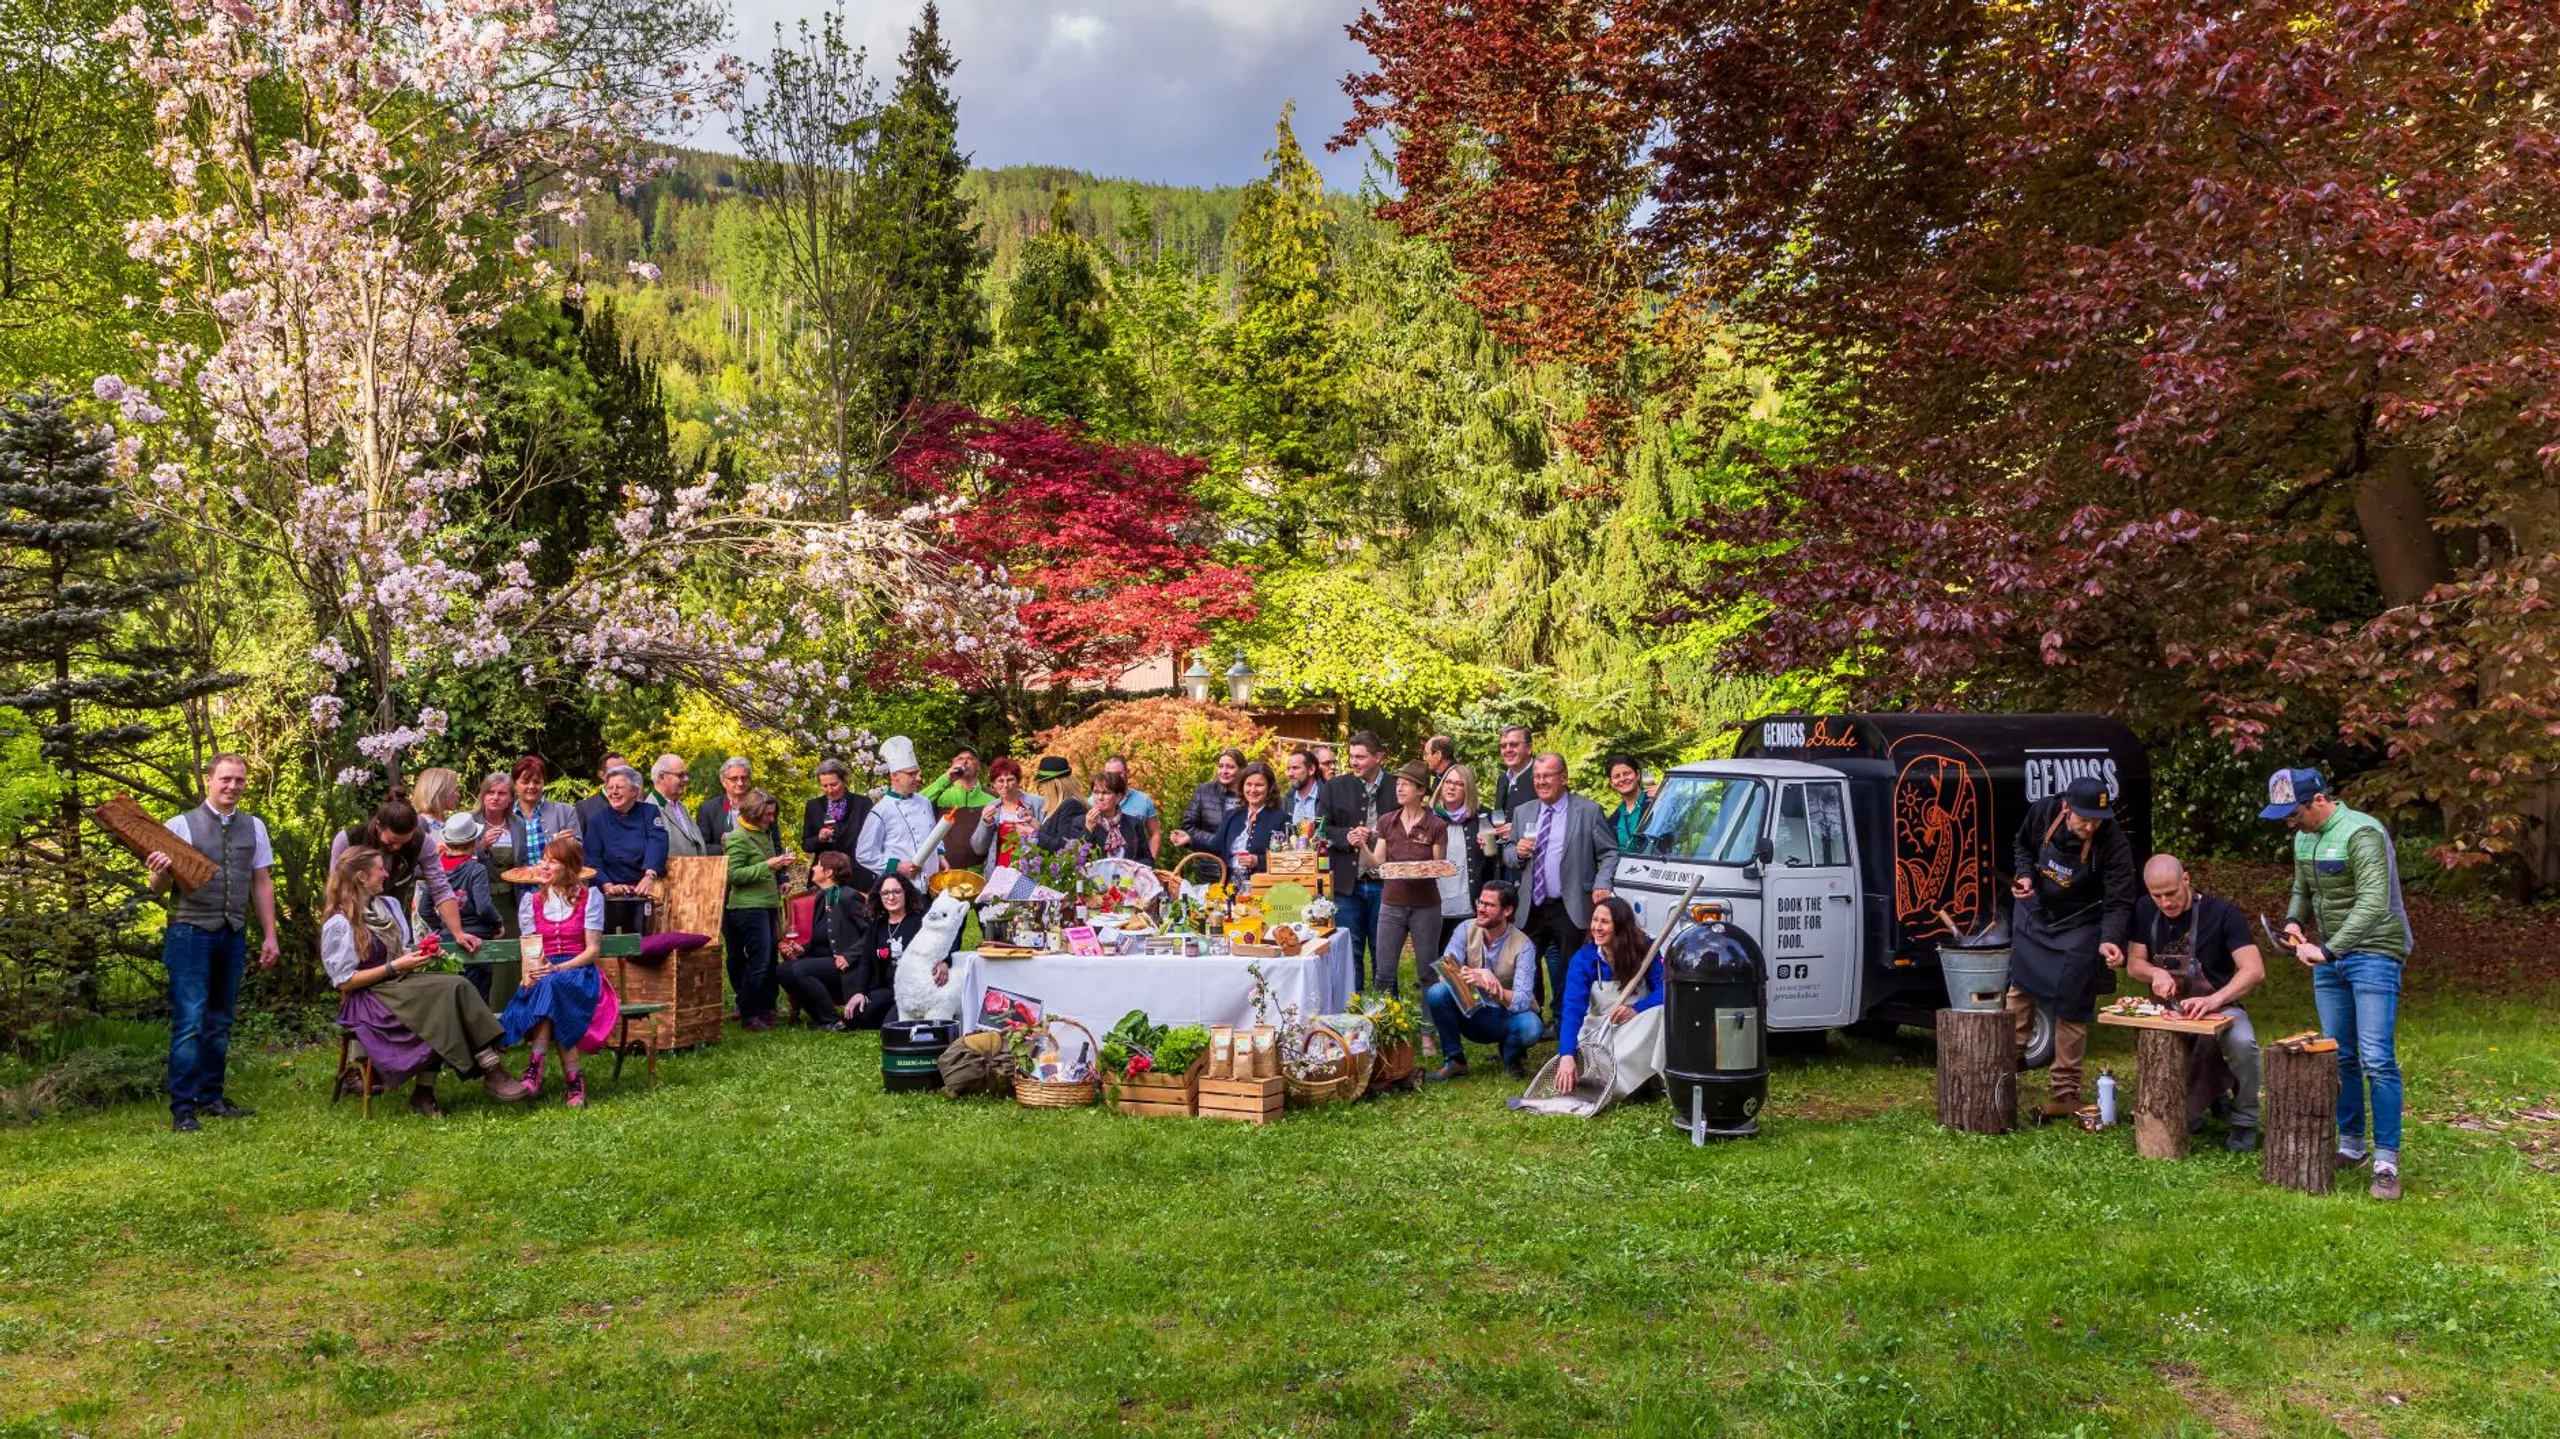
[2182,1004,2262,1129]
[162,922,247,1115]
[1337,879,1384,991]
[2314,951,2404,1155]
[723,908,779,1021]
[1522,900,1584,1019]
[1370,904,1443,998]
[1424,982,1543,1069]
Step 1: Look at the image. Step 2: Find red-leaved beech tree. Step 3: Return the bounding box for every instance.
[1345,0,2560,881]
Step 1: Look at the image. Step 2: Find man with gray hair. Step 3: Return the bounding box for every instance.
[2126,854,2267,1152]
[648,754,711,857]
[698,756,753,847]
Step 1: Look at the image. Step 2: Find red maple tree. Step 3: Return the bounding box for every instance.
[890,406,1257,690]
[1344,0,2560,883]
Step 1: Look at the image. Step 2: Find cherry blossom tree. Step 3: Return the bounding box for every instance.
[98,0,983,785]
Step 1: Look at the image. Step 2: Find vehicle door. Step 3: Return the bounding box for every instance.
[1761,778,1861,1028]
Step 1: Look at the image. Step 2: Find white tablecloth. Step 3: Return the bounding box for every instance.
[951,929,1355,1032]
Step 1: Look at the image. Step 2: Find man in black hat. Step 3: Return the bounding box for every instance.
[2005,775,2138,1122]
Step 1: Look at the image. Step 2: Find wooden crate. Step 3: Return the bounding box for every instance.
[1197,1074,1284,1125]
[618,938,727,1051]
[1115,1058,1202,1117]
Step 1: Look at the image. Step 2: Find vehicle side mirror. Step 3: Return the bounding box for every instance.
[1743,835,1773,881]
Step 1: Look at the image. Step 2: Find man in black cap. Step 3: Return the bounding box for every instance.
[2005,775,2138,1122]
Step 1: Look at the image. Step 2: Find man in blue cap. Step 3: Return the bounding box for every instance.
[2264,766,2414,1201]
[2006,774,2138,1122]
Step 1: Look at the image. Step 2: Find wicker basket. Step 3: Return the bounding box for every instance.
[1286,1020,1374,1108]
[1013,1016,1101,1109]
[1173,852,1228,891]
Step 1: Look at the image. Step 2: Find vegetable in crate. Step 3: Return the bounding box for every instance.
[1151,1024,1211,1077]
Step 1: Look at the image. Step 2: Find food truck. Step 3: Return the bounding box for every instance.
[1614,714,2150,1045]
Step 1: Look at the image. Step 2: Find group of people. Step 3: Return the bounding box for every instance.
[141,732,2411,1194]
[1997,768,2413,1201]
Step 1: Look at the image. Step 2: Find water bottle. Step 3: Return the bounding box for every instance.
[2096,1068,2118,1128]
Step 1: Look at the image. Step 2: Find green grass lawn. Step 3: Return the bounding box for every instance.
[4,958,2557,1437]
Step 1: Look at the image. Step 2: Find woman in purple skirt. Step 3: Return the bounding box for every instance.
[501,834,607,1107]
[323,847,530,1116]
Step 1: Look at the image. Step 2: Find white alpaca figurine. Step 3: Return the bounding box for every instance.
[895,892,969,1022]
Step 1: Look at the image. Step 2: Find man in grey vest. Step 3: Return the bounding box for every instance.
[145,753,281,1131]
[648,753,711,858]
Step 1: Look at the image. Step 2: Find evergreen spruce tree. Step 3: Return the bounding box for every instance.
[0,388,237,1012]
[1213,102,1347,545]
[995,189,1117,423]
[871,2,989,426]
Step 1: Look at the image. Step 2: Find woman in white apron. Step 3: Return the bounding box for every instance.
[1548,895,1665,1102]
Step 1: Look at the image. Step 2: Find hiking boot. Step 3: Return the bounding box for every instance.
[477,1050,531,1102]
[1425,1060,1469,1083]
[172,1109,200,1133]
[2370,1167,2401,1201]
[409,1085,443,1118]
[563,1071,587,1109]
[2224,1126,2261,1154]
[2035,1096,2082,1123]
[520,1052,546,1099]
[201,1097,255,1119]
[2332,1149,2371,1173]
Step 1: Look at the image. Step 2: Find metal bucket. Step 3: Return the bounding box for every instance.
[1939,944,2012,1011]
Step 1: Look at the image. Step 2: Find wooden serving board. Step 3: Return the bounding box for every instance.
[2097,1009,2233,1037]
[1378,860,1457,880]
[91,796,216,890]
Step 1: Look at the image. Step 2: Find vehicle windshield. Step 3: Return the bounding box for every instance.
[1633,775,1768,863]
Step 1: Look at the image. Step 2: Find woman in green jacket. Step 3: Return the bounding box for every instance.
[723,789,791,1031]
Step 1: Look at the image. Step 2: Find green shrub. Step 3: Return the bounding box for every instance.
[0,1045,162,1125]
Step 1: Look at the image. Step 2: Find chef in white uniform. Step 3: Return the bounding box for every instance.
[858,735,946,882]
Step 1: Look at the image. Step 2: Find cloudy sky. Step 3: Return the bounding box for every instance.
[714,0,1380,191]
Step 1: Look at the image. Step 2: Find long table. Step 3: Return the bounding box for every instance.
[949,929,1356,1032]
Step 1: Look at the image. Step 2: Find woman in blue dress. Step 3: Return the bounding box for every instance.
[502,834,605,1107]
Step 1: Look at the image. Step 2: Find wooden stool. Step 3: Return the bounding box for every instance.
[2098,1009,2233,1159]
[330,1026,376,1119]
[2262,1040,2340,1194]
[1934,1007,2017,1134]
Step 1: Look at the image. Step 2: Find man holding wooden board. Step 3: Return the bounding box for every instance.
[2125,855,2266,1153]
[143,753,280,1132]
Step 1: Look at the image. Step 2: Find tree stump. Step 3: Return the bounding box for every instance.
[1934,1007,2016,1134]
[2262,1044,2339,1194]
[2132,1028,2190,1159]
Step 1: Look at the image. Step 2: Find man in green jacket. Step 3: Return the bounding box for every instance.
[2264,767,2414,1201]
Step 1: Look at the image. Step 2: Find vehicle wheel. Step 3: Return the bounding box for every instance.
[2018,1006,2055,1071]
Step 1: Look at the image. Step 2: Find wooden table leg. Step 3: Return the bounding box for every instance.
[1934,1007,2017,1134]
[2133,1028,2189,1159]
[2262,1044,2339,1194]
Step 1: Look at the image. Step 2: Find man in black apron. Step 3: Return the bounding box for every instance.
[2125,854,2266,1151]
[2006,776,2137,1121]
